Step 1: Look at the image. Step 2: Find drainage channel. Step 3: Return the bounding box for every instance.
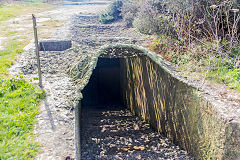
[78,57,193,159]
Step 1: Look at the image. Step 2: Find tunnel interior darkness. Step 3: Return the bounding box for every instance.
[81,57,123,107]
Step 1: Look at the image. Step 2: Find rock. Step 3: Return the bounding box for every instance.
[133,123,140,130]
[133,146,145,151]
[235,60,240,68]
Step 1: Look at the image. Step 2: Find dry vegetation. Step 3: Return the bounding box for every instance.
[101,0,240,90]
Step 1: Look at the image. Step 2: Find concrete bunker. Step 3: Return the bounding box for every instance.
[76,45,240,160]
[39,40,72,51]
[81,58,122,107]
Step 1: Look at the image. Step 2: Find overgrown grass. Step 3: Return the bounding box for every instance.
[150,36,240,91]
[118,0,240,91]
[0,76,45,160]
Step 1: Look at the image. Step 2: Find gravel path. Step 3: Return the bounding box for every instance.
[81,105,193,160]
[70,13,147,53]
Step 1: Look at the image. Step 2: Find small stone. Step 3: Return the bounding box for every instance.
[133,146,145,151]
[235,60,240,68]
[133,123,139,130]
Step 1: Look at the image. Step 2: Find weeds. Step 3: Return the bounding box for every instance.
[0,76,45,159]
[0,38,26,76]
[207,68,240,90]
[118,0,240,90]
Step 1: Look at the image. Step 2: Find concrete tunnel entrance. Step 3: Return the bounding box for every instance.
[78,49,192,159]
[75,45,240,159]
[81,57,123,107]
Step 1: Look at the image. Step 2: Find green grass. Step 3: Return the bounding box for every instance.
[0,5,22,21]
[0,38,25,76]
[5,31,18,37]
[0,3,50,22]
[0,76,45,160]
[207,68,240,91]
[0,2,50,159]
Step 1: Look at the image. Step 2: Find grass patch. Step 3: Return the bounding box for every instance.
[0,38,26,76]
[5,31,18,37]
[207,68,240,91]
[0,3,51,22]
[0,34,44,160]
[0,76,45,160]
[0,2,53,159]
[0,5,22,21]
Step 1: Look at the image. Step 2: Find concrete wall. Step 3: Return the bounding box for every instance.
[39,40,72,51]
[73,45,240,159]
[120,55,240,159]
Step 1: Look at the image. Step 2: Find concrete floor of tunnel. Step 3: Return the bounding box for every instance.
[80,57,193,159]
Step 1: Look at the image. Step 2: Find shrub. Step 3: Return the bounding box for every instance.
[121,1,139,27]
[99,13,114,24]
[99,0,123,24]
[132,1,160,34]
[120,0,240,90]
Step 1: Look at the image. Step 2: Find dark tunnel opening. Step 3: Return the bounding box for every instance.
[78,51,194,159]
[81,57,123,107]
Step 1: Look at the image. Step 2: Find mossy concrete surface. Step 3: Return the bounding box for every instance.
[121,55,239,159]
[71,44,240,159]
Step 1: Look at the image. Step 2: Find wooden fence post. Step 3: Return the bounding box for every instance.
[32,14,43,88]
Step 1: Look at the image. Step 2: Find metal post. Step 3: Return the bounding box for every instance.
[75,101,81,160]
[32,14,43,88]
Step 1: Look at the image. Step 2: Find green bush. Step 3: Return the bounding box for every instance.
[127,1,176,37]
[99,0,123,24]
[99,13,114,24]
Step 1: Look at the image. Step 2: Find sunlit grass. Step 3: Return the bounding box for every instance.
[0,2,52,159]
[0,3,51,22]
[5,31,18,37]
[0,76,45,160]
[0,38,26,76]
[207,68,240,91]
